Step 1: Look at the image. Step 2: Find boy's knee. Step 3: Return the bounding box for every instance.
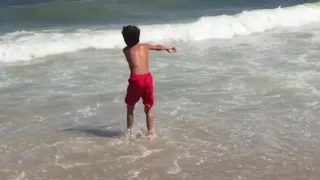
[144,106,153,115]
[127,105,134,114]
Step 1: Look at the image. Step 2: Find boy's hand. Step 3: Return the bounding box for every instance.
[166,47,177,53]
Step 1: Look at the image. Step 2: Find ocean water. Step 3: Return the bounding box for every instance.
[1,0,320,180]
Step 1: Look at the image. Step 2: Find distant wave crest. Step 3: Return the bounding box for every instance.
[1,2,320,62]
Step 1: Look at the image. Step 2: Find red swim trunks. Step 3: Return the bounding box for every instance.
[125,73,154,107]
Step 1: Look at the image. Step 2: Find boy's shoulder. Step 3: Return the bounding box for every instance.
[139,43,151,47]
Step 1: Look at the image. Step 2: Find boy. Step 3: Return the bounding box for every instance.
[121,25,176,140]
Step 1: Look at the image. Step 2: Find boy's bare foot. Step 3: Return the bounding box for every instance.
[125,129,133,140]
[147,131,155,140]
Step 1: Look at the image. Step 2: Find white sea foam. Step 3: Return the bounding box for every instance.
[1,2,320,62]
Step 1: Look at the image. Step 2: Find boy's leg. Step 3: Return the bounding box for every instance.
[144,106,154,136]
[125,77,141,133]
[142,73,155,139]
[127,105,135,132]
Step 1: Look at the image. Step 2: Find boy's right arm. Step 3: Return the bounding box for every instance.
[147,44,176,53]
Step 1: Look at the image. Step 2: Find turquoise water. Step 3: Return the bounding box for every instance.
[0,0,312,30]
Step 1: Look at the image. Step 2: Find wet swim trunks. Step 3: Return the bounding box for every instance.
[125,73,154,107]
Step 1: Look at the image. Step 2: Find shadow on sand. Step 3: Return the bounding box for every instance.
[63,125,124,138]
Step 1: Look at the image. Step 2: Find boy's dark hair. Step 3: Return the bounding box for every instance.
[122,25,140,46]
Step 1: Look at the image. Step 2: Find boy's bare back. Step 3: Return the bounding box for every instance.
[123,43,150,75]
[123,43,176,75]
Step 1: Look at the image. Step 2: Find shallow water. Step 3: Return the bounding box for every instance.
[1,21,320,179]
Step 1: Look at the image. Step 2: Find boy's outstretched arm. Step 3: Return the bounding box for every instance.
[147,44,176,53]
